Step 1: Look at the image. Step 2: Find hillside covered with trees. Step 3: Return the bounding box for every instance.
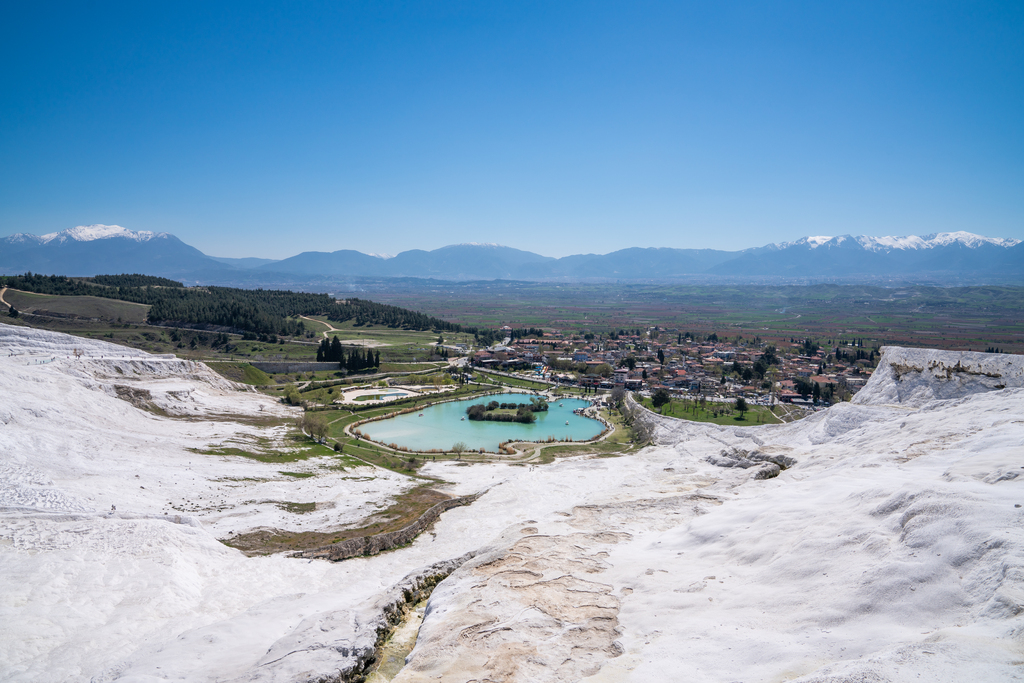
[1,273,464,337]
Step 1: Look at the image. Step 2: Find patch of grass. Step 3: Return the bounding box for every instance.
[4,290,149,322]
[279,471,316,478]
[378,362,443,372]
[332,438,435,476]
[276,501,317,513]
[326,455,367,470]
[195,433,337,463]
[207,362,272,385]
[641,397,782,425]
[473,371,550,390]
[223,485,452,556]
[241,364,274,384]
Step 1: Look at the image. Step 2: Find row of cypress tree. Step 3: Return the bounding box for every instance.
[316,335,380,371]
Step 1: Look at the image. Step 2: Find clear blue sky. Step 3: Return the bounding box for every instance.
[1,2,1021,258]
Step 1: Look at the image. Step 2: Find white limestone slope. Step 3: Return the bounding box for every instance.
[2,327,1022,683]
[0,324,459,682]
[852,346,1024,407]
[395,347,1024,682]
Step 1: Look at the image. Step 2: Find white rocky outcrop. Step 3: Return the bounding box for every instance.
[852,346,1024,407]
[1,324,1021,682]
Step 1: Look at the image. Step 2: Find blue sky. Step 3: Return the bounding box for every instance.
[1,2,1021,258]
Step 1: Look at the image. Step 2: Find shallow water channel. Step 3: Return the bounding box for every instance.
[359,393,604,452]
[365,600,427,682]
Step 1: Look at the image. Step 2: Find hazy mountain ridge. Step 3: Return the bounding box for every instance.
[2,225,1022,284]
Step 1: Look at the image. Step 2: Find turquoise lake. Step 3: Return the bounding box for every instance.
[359,393,604,452]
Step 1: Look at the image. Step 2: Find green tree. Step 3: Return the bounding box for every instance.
[652,388,671,409]
[299,412,330,442]
[610,386,626,407]
[735,397,748,418]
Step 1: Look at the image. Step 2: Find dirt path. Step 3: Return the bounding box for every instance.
[300,315,392,347]
[300,315,336,340]
[0,287,11,310]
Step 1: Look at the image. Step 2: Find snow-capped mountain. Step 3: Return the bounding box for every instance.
[775,231,1021,252]
[38,224,166,244]
[262,232,1023,283]
[1,226,1022,283]
[709,231,1024,281]
[0,224,228,280]
[4,224,166,246]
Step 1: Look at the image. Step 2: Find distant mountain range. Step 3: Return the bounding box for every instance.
[0,225,226,281]
[2,224,1022,286]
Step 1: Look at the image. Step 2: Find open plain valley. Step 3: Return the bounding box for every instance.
[1,322,1022,682]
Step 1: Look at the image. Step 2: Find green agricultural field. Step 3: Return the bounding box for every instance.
[366,282,1024,354]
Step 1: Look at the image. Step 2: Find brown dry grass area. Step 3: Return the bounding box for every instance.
[223,485,451,556]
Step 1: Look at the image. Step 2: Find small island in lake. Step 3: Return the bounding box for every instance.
[467,396,549,424]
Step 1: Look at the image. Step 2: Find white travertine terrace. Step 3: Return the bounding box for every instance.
[1,325,1021,682]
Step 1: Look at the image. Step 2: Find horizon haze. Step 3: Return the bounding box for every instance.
[3,223,1023,285]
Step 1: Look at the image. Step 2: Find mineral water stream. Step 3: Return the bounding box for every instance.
[365,600,428,682]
